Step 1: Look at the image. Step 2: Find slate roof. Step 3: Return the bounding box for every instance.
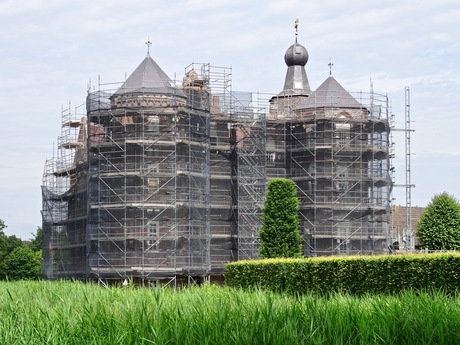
[114,55,185,97]
[277,41,311,97]
[296,75,363,110]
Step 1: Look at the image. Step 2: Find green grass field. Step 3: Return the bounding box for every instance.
[1,280,460,344]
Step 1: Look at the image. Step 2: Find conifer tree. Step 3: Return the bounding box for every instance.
[259,178,302,258]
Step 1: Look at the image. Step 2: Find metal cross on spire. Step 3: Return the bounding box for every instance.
[328,58,334,76]
[145,37,152,57]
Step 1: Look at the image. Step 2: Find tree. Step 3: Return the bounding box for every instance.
[0,219,6,258]
[0,219,42,280]
[0,246,41,280]
[0,234,23,262]
[259,178,302,258]
[416,192,460,250]
[0,219,24,262]
[0,219,7,255]
[28,227,43,252]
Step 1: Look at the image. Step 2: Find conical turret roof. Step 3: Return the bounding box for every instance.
[296,76,363,109]
[114,55,185,97]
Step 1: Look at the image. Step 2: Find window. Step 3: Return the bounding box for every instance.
[147,221,159,250]
[147,117,159,133]
[266,152,276,163]
[336,121,350,148]
[149,222,158,236]
[337,167,348,193]
[148,178,159,191]
[338,132,347,147]
[337,181,348,193]
[126,239,138,251]
[148,164,159,174]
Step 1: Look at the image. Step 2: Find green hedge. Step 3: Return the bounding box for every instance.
[225,253,460,295]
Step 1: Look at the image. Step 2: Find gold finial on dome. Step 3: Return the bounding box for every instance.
[294,19,299,42]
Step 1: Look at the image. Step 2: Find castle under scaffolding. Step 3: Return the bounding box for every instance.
[42,36,394,284]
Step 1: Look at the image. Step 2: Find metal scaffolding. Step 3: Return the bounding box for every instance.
[234,92,267,261]
[84,65,221,284]
[267,83,392,256]
[41,59,271,283]
[404,86,415,250]
[390,86,415,251]
[41,102,87,279]
[41,51,395,283]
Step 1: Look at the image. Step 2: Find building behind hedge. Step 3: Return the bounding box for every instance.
[41,33,393,284]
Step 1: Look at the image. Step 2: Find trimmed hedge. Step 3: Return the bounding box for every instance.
[225,253,460,295]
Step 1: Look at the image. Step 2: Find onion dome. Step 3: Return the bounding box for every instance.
[284,42,309,67]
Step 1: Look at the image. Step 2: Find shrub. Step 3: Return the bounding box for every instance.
[0,247,41,280]
[225,253,460,295]
[416,192,460,250]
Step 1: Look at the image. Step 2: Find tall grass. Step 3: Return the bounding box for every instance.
[1,280,460,344]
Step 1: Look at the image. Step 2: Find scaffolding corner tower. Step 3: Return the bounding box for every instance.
[41,53,270,284]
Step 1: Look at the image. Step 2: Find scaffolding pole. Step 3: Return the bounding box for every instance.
[404,86,415,251]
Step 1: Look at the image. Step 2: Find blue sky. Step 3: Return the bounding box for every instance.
[1,0,459,239]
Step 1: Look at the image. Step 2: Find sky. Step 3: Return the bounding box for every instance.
[0,0,459,239]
